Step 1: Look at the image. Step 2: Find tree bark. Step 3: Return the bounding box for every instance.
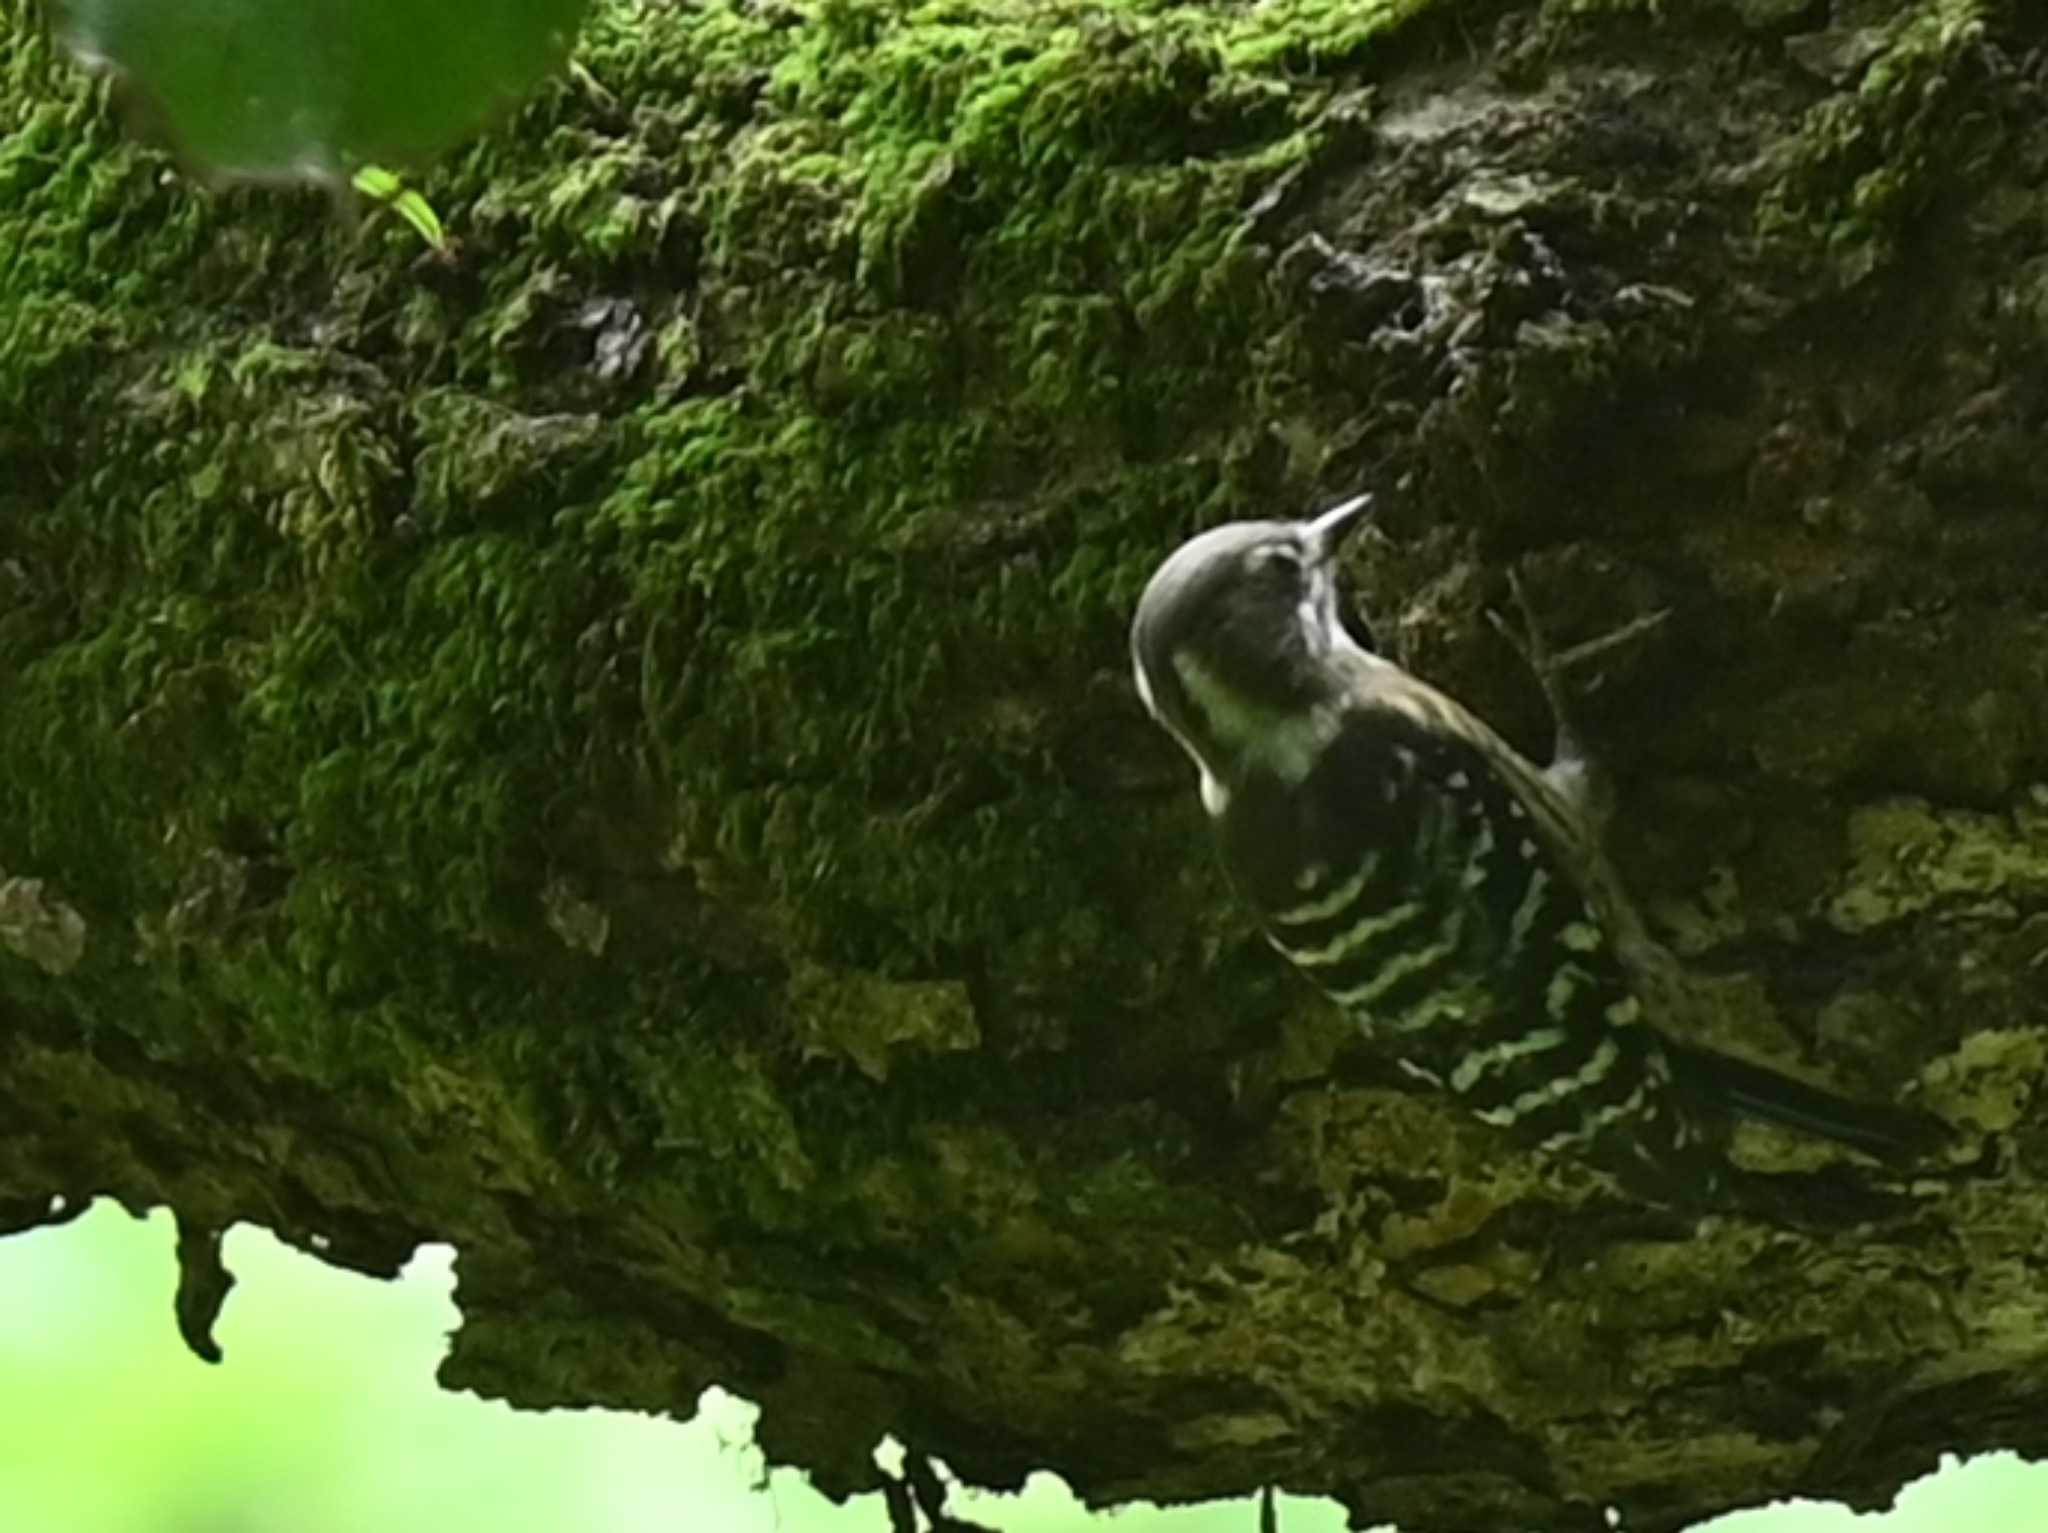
[4,2,2047,1530]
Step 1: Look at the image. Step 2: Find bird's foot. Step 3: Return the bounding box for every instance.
[1487,566,1669,843]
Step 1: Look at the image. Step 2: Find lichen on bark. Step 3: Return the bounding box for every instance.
[5,1,2048,1530]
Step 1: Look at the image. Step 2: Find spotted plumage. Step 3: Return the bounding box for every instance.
[1131,497,1926,1211]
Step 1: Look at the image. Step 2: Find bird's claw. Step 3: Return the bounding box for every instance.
[1487,567,1671,841]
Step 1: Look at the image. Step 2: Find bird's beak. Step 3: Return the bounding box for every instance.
[1302,494,1374,564]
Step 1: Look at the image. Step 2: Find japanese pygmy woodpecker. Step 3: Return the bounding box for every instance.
[1130,496,1928,1212]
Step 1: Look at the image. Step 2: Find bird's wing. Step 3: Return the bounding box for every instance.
[1337,652,1940,1165]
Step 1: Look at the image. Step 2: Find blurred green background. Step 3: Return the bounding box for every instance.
[0,1201,2040,1532]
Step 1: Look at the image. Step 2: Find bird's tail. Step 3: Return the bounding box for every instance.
[1663,1039,1945,1164]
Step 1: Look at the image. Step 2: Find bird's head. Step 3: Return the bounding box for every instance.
[1130,495,1375,808]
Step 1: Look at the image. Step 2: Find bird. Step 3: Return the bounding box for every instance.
[1129,494,1932,1213]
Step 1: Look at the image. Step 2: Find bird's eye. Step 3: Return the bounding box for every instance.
[1248,546,1302,578]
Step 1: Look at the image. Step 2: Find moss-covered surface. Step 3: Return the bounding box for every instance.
[6,0,2048,1528]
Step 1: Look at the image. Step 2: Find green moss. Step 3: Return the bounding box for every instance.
[1,0,1471,1252]
[1757,0,2004,286]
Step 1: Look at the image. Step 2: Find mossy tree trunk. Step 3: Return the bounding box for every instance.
[5,1,2048,1529]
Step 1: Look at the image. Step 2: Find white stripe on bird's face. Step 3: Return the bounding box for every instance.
[1132,654,1160,719]
[1134,649,1240,814]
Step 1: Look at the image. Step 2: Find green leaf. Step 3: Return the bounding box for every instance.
[389,189,448,250]
[350,165,449,249]
[350,164,402,200]
[52,0,592,182]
